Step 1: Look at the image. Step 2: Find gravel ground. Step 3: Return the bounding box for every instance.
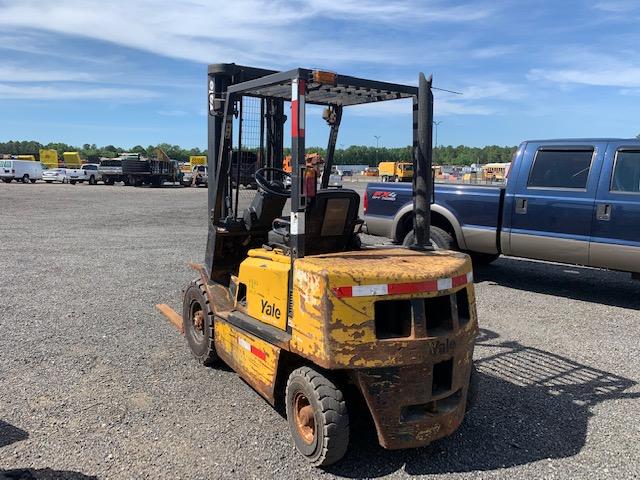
[1,182,639,480]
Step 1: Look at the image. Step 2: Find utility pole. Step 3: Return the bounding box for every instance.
[374,135,381,165]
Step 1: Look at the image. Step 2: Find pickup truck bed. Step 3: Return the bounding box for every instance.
[365,138,640,275]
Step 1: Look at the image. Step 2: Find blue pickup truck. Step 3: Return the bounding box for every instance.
[364,138,640,275]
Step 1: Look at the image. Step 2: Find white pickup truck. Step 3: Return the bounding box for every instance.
[181,165,208,187]
[66,164,102,185]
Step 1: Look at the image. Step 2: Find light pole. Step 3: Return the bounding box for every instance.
[374,135,381,165]
[433,121,442,164]
[433,120,442,148]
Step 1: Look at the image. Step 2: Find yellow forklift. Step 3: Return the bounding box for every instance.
[171,64,478,466]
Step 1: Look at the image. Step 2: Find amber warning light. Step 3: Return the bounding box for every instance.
[312,70,337,85]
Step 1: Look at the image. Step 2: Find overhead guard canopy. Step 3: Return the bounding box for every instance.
[226,68,417,107]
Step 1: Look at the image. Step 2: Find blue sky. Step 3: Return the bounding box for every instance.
[1,0,639,149]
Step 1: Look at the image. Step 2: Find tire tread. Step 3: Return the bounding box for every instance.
[286,367,349,467]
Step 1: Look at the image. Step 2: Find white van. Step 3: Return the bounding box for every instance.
[0,160,43,183]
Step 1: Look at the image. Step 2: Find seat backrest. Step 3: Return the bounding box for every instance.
[303,189,360,255]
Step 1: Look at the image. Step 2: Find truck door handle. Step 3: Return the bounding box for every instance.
[596,203,612,221]
[515,198,528,214]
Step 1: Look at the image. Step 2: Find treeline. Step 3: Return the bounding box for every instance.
[308,145,517,166]
[0,141,205,163]
[1,140,516,166]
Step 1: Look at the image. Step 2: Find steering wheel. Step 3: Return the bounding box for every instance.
[254,167,292,197]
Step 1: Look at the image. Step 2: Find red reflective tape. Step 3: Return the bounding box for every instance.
[332,275,469,299]
[250,345,266,361]
[387,280,438,295]
[291,99,299,138]
[451,274,468,288]
[332,286,353,298]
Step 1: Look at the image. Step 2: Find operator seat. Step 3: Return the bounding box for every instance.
[270,189,361,255]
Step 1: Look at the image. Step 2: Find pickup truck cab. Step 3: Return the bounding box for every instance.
[66,164,101,185]
[365,138,640,275]
[181,165,208,187]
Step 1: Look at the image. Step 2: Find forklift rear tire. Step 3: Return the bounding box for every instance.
[285,367,349,467]
[182,280,218,366]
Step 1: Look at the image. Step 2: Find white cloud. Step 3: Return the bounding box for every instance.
[469,45,519,59]
[347,96,495,117]
[0,65,94,82]
[0,84,160,100]
[530,67,640,88]
[528,49,640,88]
[0,0,494,66]
[592,0,640,13]
[458,82,526,100]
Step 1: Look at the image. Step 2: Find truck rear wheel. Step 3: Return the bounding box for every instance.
[469,252,500,265]
[403,225,456,250]
[89,176,96,185]
[285,367,349,467]
[182,280,218,365]
[21,174,29,184]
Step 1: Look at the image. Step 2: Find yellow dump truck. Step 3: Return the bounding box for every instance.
[379,161,413,182]
[63,152,83,168]
[39,149,59,169]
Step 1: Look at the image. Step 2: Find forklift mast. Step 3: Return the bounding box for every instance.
[204,64,434,284]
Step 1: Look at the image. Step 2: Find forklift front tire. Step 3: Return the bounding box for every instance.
[285,367,349,467]
[182,280,218,366]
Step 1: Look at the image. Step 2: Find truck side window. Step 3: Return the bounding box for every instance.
[611,151,640,193]
[528,149,593,189]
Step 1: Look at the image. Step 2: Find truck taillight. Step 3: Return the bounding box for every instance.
[363,192,368,214]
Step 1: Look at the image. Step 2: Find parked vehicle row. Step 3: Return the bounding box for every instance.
[2,157,184,188]
[364,138,640,276]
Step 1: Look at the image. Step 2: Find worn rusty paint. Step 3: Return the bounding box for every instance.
[287,247,478,449]
[350,358,472,450]
[214,317,281,404]
[290,248,477,369]
[155,303,184,334]
[190,247,478,450]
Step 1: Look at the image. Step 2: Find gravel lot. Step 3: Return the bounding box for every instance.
[1,182,639,480]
